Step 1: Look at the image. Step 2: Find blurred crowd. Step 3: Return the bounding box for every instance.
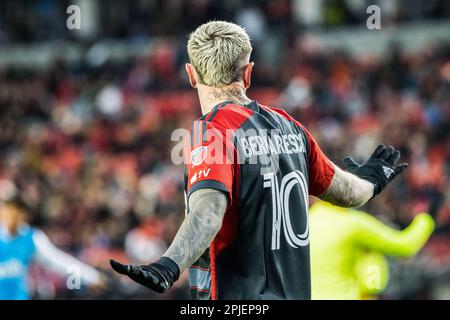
[1,36,449,299]
[0,0,450,300]
[1,0,450,44]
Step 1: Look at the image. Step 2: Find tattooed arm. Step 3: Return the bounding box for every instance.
[321,145,407,208]
[320,164,374,208]
[109,188,228,292]
[163,188,228,272]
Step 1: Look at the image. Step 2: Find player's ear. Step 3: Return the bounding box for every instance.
[185,63,197,88]
[242,62,254,90]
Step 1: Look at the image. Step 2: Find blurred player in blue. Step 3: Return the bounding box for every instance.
[0,181,105,300]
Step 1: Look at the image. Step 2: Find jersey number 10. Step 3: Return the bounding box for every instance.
[263,171,310,250]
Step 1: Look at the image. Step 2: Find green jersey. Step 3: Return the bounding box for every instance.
[309,201,434,300]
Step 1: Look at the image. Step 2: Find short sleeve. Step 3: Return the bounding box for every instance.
[184,120,235,203]
[301,126,335,196]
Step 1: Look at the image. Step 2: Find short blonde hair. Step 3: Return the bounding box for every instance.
[187,21,252,87]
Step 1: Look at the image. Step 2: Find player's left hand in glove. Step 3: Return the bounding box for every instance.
[109,257,179,293]
[343,144,408,197]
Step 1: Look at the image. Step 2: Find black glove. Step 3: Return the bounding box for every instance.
[110,257,180,293]
[343,144,408,196]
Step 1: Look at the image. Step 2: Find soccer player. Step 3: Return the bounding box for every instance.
[110,21,407,299]
[0,193,105,300]
[309,201,435,300]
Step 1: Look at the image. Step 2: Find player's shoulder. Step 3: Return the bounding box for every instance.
[264,105,307,129]
[189,102,251,145]
[264,105,291,118]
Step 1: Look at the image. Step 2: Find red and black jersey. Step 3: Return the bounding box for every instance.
[184,100,335,300]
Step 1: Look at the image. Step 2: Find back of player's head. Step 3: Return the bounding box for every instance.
[187,21,252,87]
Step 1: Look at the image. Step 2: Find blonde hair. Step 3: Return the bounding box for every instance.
[187,21,252,87]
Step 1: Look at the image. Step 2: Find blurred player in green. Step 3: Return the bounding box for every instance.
[309,200,435,300]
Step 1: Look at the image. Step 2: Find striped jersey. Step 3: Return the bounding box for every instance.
[184,100,335,300]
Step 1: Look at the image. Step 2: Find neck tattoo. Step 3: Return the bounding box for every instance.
[206,85,251,105]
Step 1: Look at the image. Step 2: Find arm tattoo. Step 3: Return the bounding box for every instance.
[163,189,228,273]
[321,164,374,208]
[206,84,252,105]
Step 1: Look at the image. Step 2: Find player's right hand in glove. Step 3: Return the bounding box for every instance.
[109,257,179,293]
[343,144,408,197]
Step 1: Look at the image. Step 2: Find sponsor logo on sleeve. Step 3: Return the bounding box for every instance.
[190,169,211,184]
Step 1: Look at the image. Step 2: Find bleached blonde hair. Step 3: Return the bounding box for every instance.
[187,21,252,87]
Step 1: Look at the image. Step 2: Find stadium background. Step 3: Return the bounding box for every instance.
[0,0,449,299]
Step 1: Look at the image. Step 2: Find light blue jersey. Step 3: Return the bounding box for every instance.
[0,223,101,300]
[0,224,36,300]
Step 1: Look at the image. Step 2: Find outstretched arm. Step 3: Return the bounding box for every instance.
[33,230,102,286]
[110,188,228,293]
[320,164,374,208]
[163,188,227,272]
[351,212,435,257]
[320,145,407,208]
